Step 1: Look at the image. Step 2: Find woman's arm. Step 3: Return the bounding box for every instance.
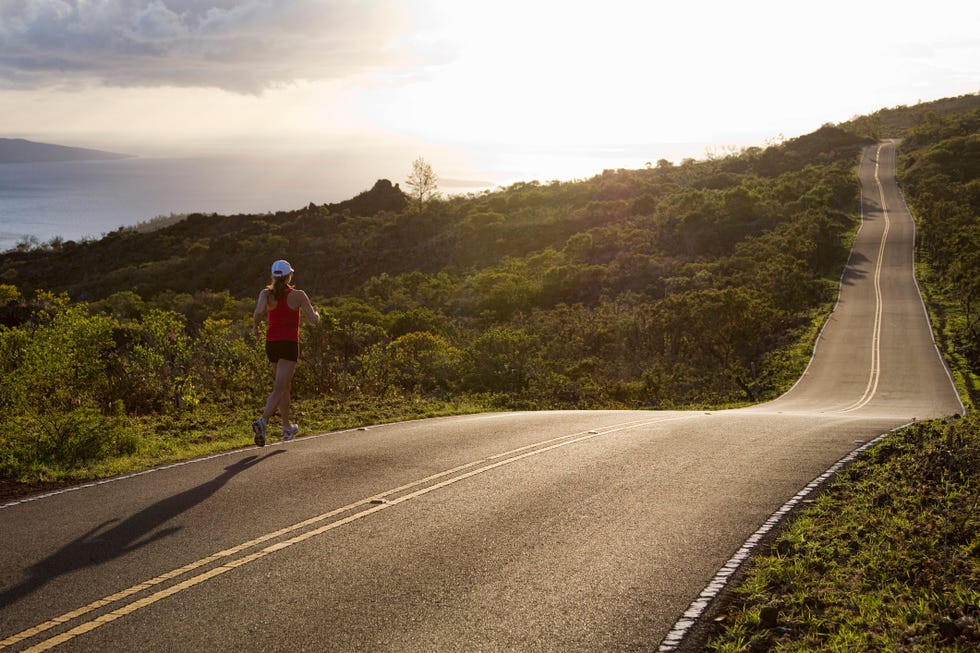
[294,290,320,325]
[252,289,269,336]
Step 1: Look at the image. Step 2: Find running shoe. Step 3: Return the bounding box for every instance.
[252,418,267,447]
[283,423,299,442]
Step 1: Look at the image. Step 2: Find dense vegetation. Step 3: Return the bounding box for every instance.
[897,106,980,408]
[706,412,979,652]
[1,93,976,652]
[698,97,980,652]
[1,94,976,487]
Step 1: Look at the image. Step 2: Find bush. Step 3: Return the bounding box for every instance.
[3,407,116,475]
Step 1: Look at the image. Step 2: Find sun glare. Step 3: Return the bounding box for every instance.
[356,2,809,149]
[5,0,976,177]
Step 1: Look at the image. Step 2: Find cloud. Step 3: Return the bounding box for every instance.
[0,0,438,93]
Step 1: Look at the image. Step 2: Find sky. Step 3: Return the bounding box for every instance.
[1,0,978,185]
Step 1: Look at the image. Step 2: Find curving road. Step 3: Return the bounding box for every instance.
[0,142,963,652]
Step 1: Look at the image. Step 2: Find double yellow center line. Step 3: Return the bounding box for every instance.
[840,143,891,413]
[3,414,690,652]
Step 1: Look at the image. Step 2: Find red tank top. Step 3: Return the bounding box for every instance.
[266,288,300,342]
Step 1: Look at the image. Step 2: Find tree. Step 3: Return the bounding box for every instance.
[405,156,439,209]
[384,332,461,395]
[461,327,541,393]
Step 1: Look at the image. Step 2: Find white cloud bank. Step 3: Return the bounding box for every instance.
[0,0,977,161]
[0,0,442,93]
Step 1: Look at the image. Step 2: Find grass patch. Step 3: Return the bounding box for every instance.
[914,260,978,411]
[0,394,494,496]
[705,413,980,652]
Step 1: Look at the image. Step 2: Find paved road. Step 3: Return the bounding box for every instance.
[0,142,963,652]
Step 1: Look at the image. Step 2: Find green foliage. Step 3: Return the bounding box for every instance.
[461,326,541,394]
[360,332,461,396]
[655,287,782,402]
[0,290,270,478]
[2,292,116,414]
[192,318,266,406]
[898,105,980,408]
[10,408,125,474]
[0,283,20,304]
[112,308,194,413]
[405,156,440,209]
[3,98,977,481]
[706,413,980,652]
[842,93,980,140]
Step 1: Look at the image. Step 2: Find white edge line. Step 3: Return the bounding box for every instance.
[660,139,966,650]
[896,140,968,416]
[0,422,376,511]
[0,410,667,511]
[656,422,910,652]
[3,415,686,650]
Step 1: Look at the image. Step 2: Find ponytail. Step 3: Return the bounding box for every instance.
[267,275,293,300]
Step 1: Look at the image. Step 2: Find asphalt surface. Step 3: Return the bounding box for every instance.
[0,142,963,652]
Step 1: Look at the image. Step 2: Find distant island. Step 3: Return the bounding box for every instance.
[0,138,133,164]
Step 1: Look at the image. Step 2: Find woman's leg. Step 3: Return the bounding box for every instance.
[261,358,297,424]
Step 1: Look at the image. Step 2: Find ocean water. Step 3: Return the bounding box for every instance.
[0,142,713,251]
[0,153,421,250]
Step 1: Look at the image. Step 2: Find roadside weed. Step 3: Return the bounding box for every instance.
[706,413,980,651]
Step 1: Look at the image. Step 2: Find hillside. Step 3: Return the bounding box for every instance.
[841,92,980,140]
[5,94,978,303]
[0,121,876,408]
[0,94,976,416]
[0,93,976,481]
[1,96,976,652]
[0,138,132,163]
[1,124,872,301]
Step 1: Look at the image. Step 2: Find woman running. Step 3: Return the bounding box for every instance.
[252,259,320,446]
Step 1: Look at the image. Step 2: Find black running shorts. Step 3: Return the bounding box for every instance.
[265,340,299,363]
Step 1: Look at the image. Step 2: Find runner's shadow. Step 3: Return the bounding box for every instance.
[0,451,284,608]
